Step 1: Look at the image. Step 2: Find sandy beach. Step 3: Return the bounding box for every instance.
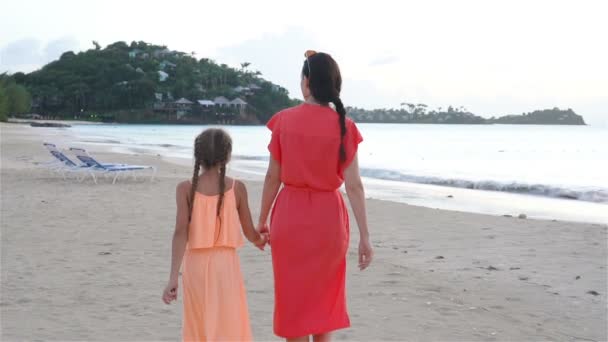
[1,122,606,341]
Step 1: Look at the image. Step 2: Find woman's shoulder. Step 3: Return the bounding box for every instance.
[270,104,303,119]
[267,105,301,130]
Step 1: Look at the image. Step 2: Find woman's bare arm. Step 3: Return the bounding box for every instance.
[344,154,373,270]
[258,157,282,227]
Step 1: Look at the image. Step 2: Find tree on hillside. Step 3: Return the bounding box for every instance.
[0,84,8,121]
[6,84,31,114]
[0,74,32,119]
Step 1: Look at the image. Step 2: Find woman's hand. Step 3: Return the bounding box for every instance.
[358,237,373,270]
[257,223,270,246]
[162,277,179,304]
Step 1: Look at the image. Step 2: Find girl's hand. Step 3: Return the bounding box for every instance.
[162,278,179,304]
[358,238,373,271]
[253,233,269,251]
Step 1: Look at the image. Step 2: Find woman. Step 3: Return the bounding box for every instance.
[257,50,373,342]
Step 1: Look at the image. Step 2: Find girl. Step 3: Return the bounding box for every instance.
[257,50,373,342]
[162,128,267,341]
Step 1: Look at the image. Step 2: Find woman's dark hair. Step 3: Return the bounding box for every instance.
[189,129,232,229]
[302,53,347,162]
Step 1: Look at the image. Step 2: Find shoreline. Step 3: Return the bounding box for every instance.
[61,124,608,225]
[2,122,607,341]
[6,117,596,127]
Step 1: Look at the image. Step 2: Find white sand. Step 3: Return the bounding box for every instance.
[1,123,606,341]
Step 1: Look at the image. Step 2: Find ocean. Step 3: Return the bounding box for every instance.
[68,123,608,224]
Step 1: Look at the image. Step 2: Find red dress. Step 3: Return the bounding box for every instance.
[267,103,363,338]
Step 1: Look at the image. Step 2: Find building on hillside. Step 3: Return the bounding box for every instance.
[153,48,171,58]
[229,98,248,115]
[213,96,230,108]
[175,98,194,119]
[229,97,247,108]
[197,100,215,108]
[158,70,169,82]
[248,83,262,91]
[160,60,177,70]
[234,86,253,96]
[128,49,142,58]
[175,98,193,108]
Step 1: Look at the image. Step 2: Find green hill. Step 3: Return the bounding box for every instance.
[10,41,298,123]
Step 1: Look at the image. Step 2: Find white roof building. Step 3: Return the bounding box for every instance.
[229,98,247,106]
[213,96,231,106]
[158,71,169,82]
[197,100,215,106]
[175,98,194,105]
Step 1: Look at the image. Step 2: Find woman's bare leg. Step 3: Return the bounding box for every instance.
[287,336,309,342]
[313,333,331,342]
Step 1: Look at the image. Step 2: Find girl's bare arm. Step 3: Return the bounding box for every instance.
[168,181,190,281]
[235,180,265,246]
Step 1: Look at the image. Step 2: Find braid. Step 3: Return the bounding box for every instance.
[188,159,201,221]
[217,162,226,218]
[302,52,346,163]
[192,128,232,242]
[333,97,347,162]
[189,135,204,220]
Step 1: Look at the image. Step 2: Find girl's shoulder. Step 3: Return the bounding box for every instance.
[176,180,191,195]
[232,177,245,193]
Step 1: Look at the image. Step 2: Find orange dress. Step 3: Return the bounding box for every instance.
[182,181,253,341]
[267,103,363,338]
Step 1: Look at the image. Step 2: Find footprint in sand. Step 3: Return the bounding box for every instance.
[506,297,522,302]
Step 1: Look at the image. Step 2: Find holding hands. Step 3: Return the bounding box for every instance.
[253,223,270,250]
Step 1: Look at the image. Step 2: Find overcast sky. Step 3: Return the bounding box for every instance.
[1,0,606,125]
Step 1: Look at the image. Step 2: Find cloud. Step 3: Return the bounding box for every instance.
[0,37,81,73]
[216,27,320,99]
[369,55,400,67]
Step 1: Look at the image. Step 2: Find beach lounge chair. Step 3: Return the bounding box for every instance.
[42,143,98,183]
[69,147,156,184]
